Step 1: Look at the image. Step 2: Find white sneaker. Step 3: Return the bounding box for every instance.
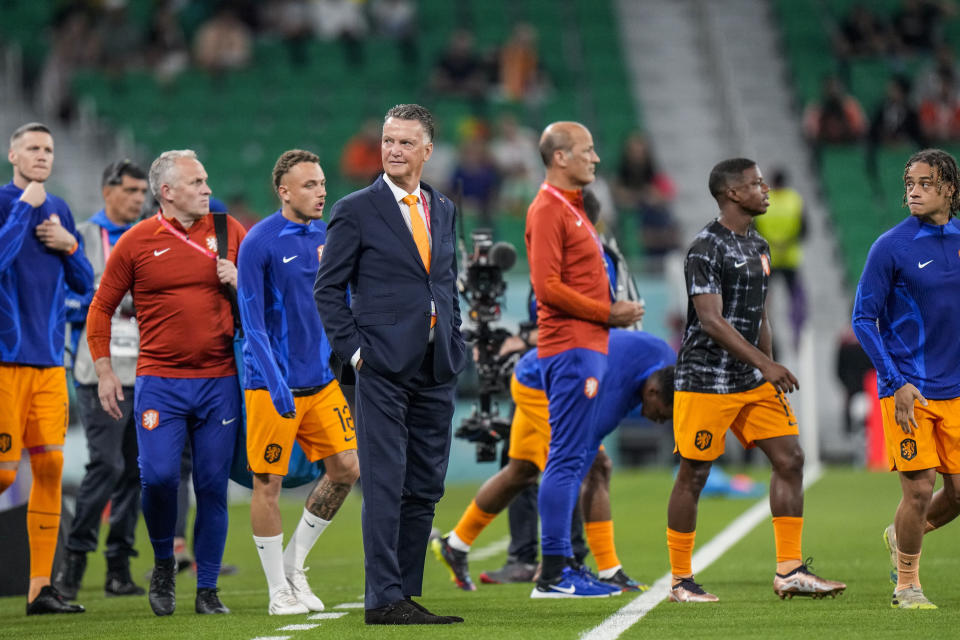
[269,586,309,615]
[287,567,325,611]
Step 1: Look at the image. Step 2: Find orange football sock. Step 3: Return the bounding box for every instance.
[453,500,498,547]
[585,520,619,572]
[27,450,63,579]
[772,516,803,573]
[667,528,696,579]
[896,550,921,591]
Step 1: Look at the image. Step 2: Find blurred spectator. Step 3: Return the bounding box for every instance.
[451,138,500,227]
[431,30,489,102]
[225,193,260,229]
[309,0,368,67]
[919,71,960,140]
[145,1,189,83]
[802,76,867,143]
[835,327,875,434]
[753,169,807,350]
[38,7,101,121]
[370,0,418,67]
[193,7,253,73]
[891,0,954,55]
[498,23,545,103]
[490,113,541,216]
[340,118,384,187]
[834,3,892,59]
[260,0,314,67]
[612,132,679,264]
[915,43,958,102]
[95,1,144,76]
[870,76,925,146]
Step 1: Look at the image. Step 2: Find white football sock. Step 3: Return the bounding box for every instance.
[283,508,330,573]
[254,533,286,597]
[598,565,621,579]
[447,530,471,552]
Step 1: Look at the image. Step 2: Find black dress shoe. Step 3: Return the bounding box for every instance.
[26,586,85,615]
[365,598,456,625]
[53,550,86,601]
[405,597,464,623]
[195,588,230,614]
[148,557,176,616]
[105,555,146,596]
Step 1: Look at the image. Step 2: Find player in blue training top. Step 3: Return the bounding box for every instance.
[0,122,93,615]
[237,150,359,616]
[432,329,674,594]
[853,148,960,610]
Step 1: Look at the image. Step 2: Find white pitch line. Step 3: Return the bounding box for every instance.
[580,465,823,640]
[308,612,348,620]
[333,602,365,609]
[276,624,319,631]
[471,535,511,560]
[250,636,290,640]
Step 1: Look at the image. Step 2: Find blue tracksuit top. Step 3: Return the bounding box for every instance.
[514,329,675,427]
[237,211,335,415]
[0,181,93,366]
[853,215,960,399]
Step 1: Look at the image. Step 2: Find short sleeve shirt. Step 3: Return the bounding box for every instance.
[675,219,770,394]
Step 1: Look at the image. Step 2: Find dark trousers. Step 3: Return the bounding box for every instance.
[355,351,455,609]
[65,384,140,559]
[506,484,589,565]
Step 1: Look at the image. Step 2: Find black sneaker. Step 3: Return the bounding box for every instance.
[480,559,537,584]
[148,557,176,616]
[195,587,230,614]
[599,568,649,592]
[430,535,476,591]
[53,550,86,601]
[26,585,85,615]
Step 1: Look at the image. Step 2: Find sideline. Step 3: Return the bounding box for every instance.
[580,466,824,640]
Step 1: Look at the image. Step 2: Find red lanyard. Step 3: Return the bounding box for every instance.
[155,212,217,260]
[100,226,112,263]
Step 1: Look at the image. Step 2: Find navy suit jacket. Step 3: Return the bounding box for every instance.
[314,176,466,383]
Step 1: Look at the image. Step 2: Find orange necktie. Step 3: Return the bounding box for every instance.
[402,194,436,328]
[402,194,431,273]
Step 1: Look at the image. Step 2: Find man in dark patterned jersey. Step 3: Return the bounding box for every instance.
[665,158,845,603]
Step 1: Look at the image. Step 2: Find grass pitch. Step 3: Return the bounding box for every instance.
[1,467,956,639]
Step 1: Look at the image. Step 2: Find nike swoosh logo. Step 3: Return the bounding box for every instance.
[304,520,316,528]
[257,545,264,549]
[154,248,171,256]
[575,219,583,227]
[283,255,298,263]
[221,417,237,425]
[39,524,57,530]
[549,584,577,594]
[919,260,933,268]
[734,261,748,267]
[344,435,355,442]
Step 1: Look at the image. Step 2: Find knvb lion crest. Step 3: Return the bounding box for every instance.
[694,430,713,451]
[205,235,218,253]
[583,377,599,399]
[900,438,918,461]
[0,432,11,453]
[264,443,283,464]
[142,410,159,431]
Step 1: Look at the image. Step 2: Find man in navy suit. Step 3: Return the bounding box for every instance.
[314,104,466,625]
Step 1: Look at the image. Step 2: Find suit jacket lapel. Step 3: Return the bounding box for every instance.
[423,183,445,268]
[368,178,425,270]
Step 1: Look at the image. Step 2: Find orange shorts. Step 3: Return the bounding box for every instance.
[673,382,798,461]
[880,396,960,473]
[507,375,603,472]
[245,380,356,476]
[0,364,68,462]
